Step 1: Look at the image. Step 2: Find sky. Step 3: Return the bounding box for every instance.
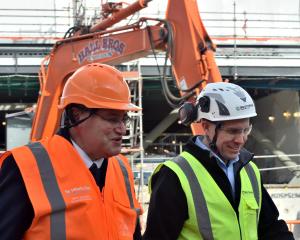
[1,0,300,45]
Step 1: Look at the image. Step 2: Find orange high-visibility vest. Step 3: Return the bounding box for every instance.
[0,135,142,240]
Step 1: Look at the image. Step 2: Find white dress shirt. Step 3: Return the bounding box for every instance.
[71,139,104,169]
[195,136,239,197]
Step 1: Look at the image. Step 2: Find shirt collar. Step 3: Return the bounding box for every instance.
[71,139,104,169]
[195,136,239,166]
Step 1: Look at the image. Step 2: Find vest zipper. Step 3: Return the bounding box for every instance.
[100,189,105,202]
[237,214,243,239]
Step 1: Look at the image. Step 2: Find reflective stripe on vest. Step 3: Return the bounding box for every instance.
[116,156,141,216]
[173,156,214,240]
[27,142,66,240]
[244,163,260,223]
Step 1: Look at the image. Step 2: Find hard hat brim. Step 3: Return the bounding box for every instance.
[59,96,142,111]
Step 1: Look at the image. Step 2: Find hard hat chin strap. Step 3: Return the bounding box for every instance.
[67,112,94,129]
[61,106,94,129]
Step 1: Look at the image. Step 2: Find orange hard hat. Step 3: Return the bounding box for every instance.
[59,63,141,111]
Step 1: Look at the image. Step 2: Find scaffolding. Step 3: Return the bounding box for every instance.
[120,62,146,203]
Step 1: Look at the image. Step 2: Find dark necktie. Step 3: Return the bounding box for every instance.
[89,163,101,186]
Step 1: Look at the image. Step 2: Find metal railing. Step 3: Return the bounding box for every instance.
[1,5,300,41]
[286,219,300,233]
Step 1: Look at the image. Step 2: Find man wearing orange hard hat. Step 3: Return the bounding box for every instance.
[0,63,143,239]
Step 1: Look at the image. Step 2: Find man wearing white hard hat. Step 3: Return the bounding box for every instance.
[143,82,294,240]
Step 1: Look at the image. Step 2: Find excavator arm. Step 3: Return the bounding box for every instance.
[31,0,222,141]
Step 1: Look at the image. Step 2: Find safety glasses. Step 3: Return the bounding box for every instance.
[219,124,252,138]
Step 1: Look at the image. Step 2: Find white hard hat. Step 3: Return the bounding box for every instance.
[196,82,257,122]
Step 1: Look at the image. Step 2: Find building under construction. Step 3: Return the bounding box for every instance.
[0,0,300,234]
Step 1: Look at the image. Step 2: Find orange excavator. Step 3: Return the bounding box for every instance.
[30,0,222,142]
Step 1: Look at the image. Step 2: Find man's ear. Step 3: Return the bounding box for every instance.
[201,119,211,135]
[72,107,82,122]
[68,106,85,124]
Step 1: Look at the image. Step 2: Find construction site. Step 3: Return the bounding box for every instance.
[0,0,300,238]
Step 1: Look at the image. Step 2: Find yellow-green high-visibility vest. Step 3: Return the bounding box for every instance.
[150,151,262,240]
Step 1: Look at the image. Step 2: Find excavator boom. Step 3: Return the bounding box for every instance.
[31,0,222,141]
